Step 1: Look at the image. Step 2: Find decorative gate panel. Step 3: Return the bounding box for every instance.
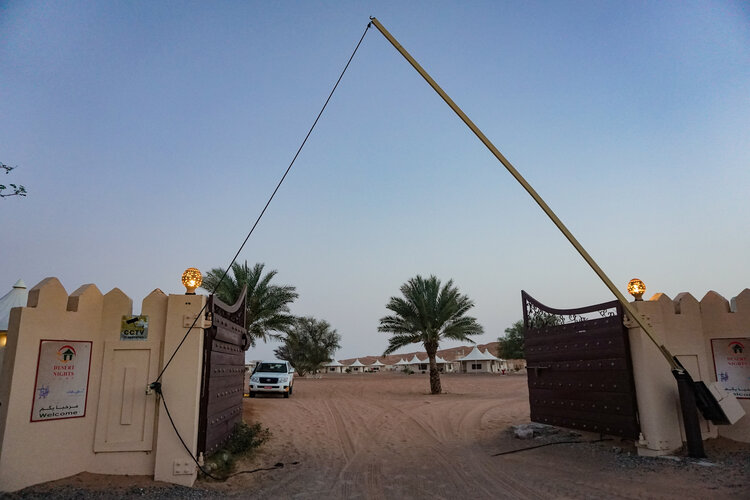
[198,288,250,456]
[522,291,640,439]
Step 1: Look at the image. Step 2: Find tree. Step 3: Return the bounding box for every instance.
[201,262,298,347]
[1,163,27,198]
[379,275,483,394]
[498,314,562,359]
[498,320,525,359]
[274,316,341,376]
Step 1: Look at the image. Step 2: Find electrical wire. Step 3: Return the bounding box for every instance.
[150,21,372,481]
[491,437,612,456]
[153,20,371,385]
[157,385,297,480]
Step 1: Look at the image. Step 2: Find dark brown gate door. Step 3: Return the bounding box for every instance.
[198,288,250,456]
[522,291,640,439]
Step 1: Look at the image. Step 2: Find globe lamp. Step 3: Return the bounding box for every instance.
[627,278,646,301]
[182,268,202,295]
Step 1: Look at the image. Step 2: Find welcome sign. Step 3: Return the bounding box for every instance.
[711,338,750,399]
[31,340,93,421]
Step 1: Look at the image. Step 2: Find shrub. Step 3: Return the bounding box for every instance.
[202,421,270,478]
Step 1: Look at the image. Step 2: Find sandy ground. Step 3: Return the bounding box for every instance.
[205,373,749,499]
[6,373,749,499]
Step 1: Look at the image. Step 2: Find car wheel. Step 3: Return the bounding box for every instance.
[283,391,290,398]
[289,385,293,395]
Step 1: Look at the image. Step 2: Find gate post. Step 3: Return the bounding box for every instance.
[153,293,208,487]
[672,368,706,458]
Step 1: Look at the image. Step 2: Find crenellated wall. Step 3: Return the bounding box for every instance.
[0,278,208,492]
[626,289,750,456]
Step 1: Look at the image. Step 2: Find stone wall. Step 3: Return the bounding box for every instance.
[627,289,750,456]
[0,278,209,492]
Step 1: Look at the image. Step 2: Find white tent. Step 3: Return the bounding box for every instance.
[323,360,345,374]
[348,359,366,372]
[0,280,27,334]
[369,359,387,372]
[434,354,455,373]
[456,346,505,373]
[407,355,428,373]
[0,279,27,373]
[392,358,410,371]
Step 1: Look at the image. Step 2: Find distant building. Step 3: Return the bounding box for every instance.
[322,360,345,374]
[455,346,505,373]
[0,280,28,374]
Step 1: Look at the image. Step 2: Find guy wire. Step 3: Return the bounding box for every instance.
[153,21,371,385]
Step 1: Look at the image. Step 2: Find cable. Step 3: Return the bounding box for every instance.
[157,383,298,481]
[491,437,612,456]
[153,20,372,384]
[156,384,221,480]
[149,21,373,480]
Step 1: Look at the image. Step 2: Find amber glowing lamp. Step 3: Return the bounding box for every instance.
[627,278,646,301]
[182,267,202,295]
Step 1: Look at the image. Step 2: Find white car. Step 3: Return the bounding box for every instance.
[249,360,295,398]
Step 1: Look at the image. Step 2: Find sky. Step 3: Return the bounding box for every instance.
[2,1,749,361]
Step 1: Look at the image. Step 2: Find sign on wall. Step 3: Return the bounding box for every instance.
[711,338,750,399]
[120,315,149,340]
[31,340,93,421]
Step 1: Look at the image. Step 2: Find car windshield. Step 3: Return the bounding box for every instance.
[256,363,287,373]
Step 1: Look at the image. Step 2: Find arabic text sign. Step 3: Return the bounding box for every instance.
[31,340,92,421]
[712,337,750,399]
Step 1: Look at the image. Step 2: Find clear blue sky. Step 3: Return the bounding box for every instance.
[2,1,748,361]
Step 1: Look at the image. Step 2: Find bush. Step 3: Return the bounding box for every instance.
[202,421,270,478]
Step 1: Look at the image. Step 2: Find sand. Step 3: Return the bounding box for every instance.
[8,373,749,499]
[206,373,749,499]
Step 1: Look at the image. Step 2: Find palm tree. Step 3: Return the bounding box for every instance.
[201,262,298,347]
[379,275,483,394]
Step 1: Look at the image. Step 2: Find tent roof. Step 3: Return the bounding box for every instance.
[435,355,449,364]
[324,360,344,367]
[456,346,500,362]
[483,349,504,361]
[394,358,410,365]
[0,280,27,331]
[408,355,424,364]
[370,359,386,366]
[349,359,365,367]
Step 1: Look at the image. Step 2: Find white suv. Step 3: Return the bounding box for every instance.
[249,360,295,398]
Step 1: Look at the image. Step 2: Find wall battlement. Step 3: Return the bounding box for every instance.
[0,277,205,492]
[627,289,750,456]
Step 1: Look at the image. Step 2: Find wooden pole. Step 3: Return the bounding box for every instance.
[369,16,678,371]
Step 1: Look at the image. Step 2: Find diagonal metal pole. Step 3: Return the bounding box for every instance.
[369,16,678,371]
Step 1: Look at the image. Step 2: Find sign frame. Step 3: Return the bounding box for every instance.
[30,339,93,422]
[711,337,750,400]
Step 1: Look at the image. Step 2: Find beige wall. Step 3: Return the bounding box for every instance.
[0,278,208,492]
[627,289,749,456]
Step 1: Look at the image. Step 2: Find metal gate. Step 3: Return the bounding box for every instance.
[198,288,250,456]
[522,291,640,439]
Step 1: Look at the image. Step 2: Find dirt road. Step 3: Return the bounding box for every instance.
[203,373,749,499]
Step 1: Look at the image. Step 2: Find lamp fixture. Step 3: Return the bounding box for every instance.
[627,278,646,301]
[181,268,202,295]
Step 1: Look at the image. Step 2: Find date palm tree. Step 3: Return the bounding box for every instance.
[201,262,298,347]
[379,275,483,394]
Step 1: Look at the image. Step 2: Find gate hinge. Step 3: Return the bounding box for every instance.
[184,313,211,328]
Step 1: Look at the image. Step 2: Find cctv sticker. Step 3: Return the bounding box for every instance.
[120,315,149,340]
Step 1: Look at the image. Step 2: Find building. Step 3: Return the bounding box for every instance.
[455,345,505,373]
